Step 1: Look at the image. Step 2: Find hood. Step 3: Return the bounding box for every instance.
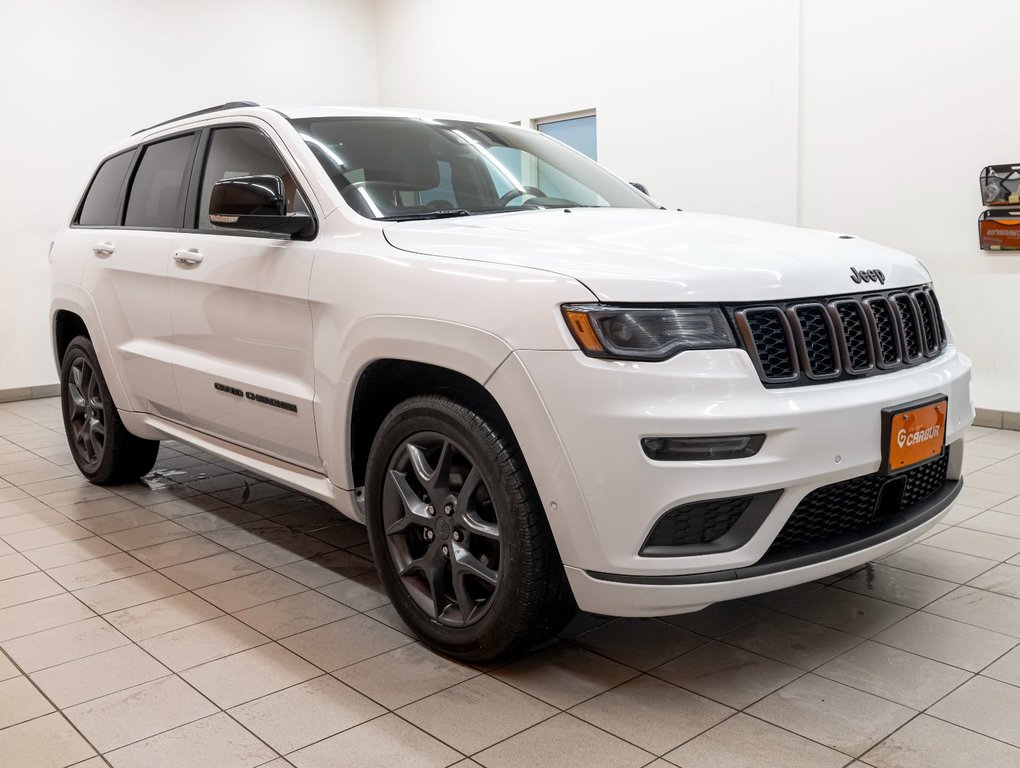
[382,208,931,303]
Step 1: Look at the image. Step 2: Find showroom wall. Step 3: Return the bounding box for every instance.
[374,0,1020,412]
[0,0,379,393]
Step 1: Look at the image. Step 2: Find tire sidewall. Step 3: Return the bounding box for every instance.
[365,398,529,658]
[60,337,117,483]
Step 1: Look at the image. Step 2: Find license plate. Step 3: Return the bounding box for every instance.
[882,397,948,474]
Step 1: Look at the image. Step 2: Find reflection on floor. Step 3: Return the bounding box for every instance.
[1,397,1019,767]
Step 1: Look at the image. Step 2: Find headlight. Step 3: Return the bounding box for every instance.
[561,304,736,361]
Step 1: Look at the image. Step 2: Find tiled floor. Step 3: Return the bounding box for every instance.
[2,398,1020,767]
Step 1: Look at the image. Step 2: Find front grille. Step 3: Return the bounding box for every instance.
[734,285,947,387]
[768,453,950,555]
[643,496,753,549]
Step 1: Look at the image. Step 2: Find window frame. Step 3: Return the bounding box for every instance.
[70,122,318,241]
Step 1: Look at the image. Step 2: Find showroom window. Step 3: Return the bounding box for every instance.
[197,126,309,231]
[77,150,133,227]
[536,112,597,160]
[124,134,195,229]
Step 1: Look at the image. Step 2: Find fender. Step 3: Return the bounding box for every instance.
[314,315,514,489]
[50,283,134,412]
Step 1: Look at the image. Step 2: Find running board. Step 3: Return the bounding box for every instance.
[120,410,364,523]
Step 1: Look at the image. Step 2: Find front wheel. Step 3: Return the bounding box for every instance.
[59,336,160,485]
[365,394,575,661]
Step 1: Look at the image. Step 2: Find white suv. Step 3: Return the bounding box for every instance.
[50,102,974,660]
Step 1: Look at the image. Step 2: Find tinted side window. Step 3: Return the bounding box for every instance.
[77,151,133,226]
[124,135,195,229]
[198,127,308,231]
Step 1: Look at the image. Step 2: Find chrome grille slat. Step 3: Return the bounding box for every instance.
[736,285,947,387]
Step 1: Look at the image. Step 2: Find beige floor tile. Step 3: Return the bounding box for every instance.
[57,495,141,522]
[652,641,802,709]
[924,526,1020,560]
[65,675,218,753]
[77,508,165,536]
[0,650,18,680]
[926,586,1020,637]
[174,507,261,534]
[139,615,269,672]
[0,593,95,642]
[0,551,39,580]
[31,643,170,708]
[104,712,276,768]
[833,563,957,609]
[235,535,335,568]
[0,675,54,728]
[666,713,849,768]
[968,562,1020,599]
[233,590,355,640]
[103,520,193,551]
[73,571,184,614]
[129,535,228,569]
[196,571,306,613]
[873,610,1017,671]
[288,713,459,768]
[4,520,93,551]
[275,549,375,588]
[0,570,63,609]
[722,612,863,670]
[204,521,291,551]
[230,675,384,753]
[143,495,233,519]
[363,603,414,636]
[0,712,95,767]
[744,581,826,610]
[927,676,1020,746]
[47,553,149,591]
[815,640,971,709]
[863,714,1020,768]
[964,471,1020,496]
[398,675,556,754]
[181,642,319,708]
[2,616,129,673]
[476,713,652,768]
[23,536,119,569]
[573,618,705,671]
[334,642,478,710]
[939,502,983,525]
[961,508,1020,539]
[160,551,264,590]
[316,571,390,612]
[659,599,770,638]
[105,592,223,642]
[747,674,913,757]
[984,645,1020,687]
[0,507,69,536]
[492,642,637,709]
[880,543,997,584]
[570,674,733,755]
[281,614,411,671]
[781,585,913,636]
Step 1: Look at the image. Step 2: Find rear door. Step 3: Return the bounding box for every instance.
[78,132,198,417]
[165,123,321,469]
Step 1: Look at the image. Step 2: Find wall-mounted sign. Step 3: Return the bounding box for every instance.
[979,209,1020,250]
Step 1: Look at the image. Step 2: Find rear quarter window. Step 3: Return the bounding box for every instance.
[76,151,134,226]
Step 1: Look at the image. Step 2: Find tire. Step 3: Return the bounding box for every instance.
[59,336,160,485]
[365,394,575,662]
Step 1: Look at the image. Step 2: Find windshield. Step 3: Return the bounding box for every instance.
[291,116,657,221]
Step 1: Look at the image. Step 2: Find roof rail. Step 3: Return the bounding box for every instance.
[133,101,260,135]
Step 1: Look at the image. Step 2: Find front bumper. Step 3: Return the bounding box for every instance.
[486,344,973,616]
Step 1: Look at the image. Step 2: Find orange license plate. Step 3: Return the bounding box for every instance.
[883,398,947,474]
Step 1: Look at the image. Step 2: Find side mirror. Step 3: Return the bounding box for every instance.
[209,175,313,238]
[631,182,650,195]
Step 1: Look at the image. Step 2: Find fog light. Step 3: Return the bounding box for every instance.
[641,434,765,461]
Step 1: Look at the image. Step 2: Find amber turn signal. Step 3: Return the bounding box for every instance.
[563,309,605,353]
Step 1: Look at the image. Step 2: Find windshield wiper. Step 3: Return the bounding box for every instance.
[378,209,473,222]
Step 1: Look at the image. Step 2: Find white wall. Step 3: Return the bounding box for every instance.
[373,0,802,224]
[0,0,378,392]
[798,0,1020,411]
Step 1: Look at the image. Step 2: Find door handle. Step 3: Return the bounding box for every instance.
[91,242,115,256]
[173,249,204,266]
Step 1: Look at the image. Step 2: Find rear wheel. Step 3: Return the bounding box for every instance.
[60,336,159,484]
[365,394,575,661]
